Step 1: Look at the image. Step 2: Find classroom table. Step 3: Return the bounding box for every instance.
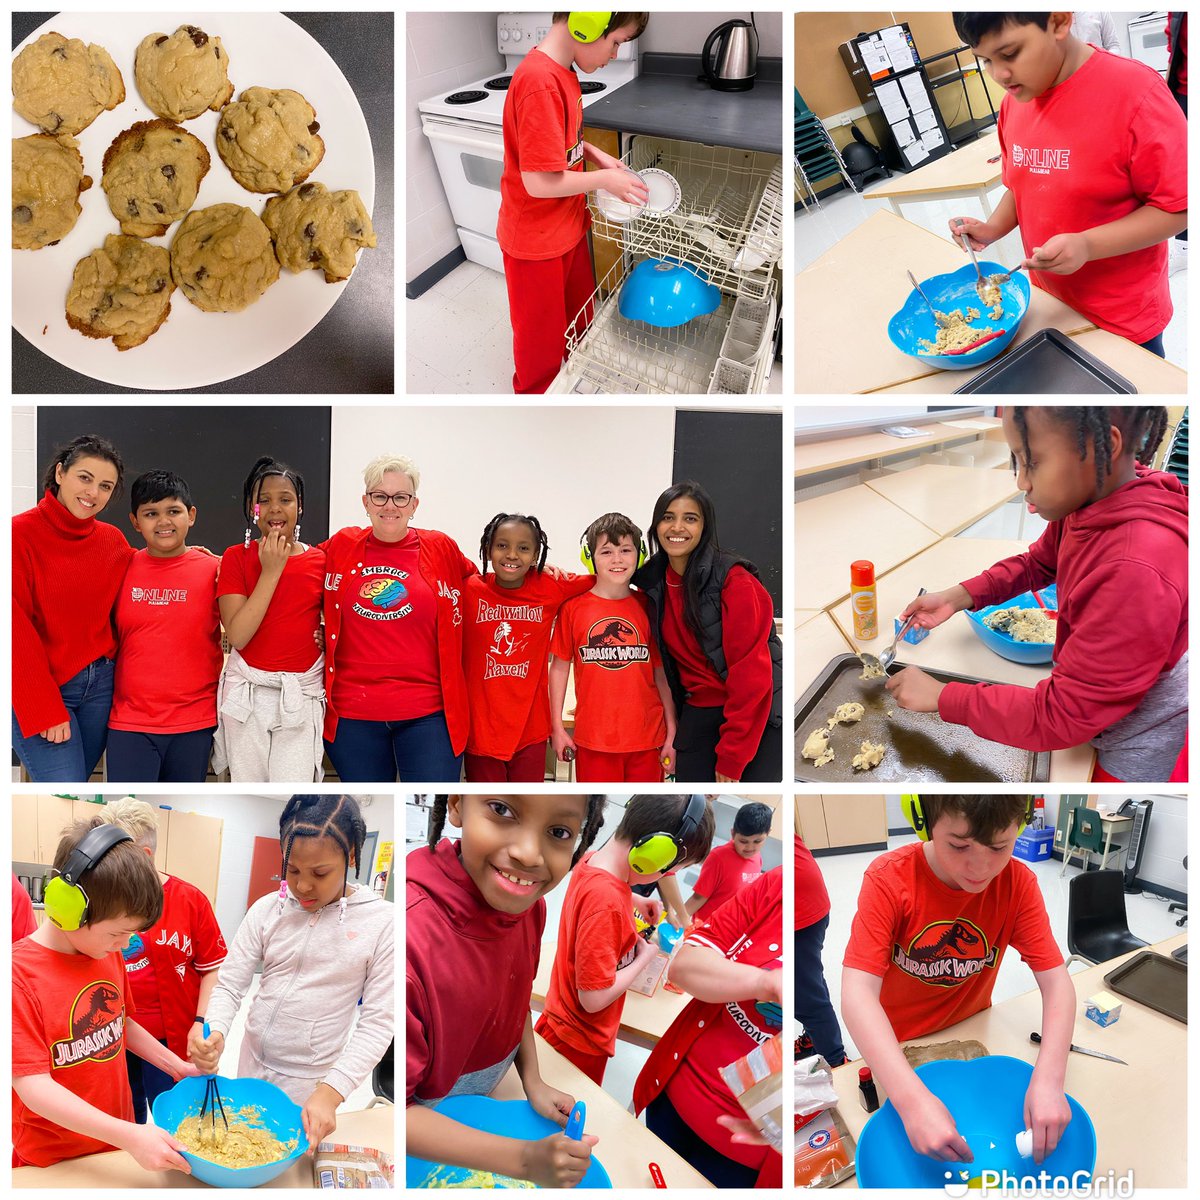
[13,1105,393,1188]
[796,210,1092,394]
[491,1036,715,1188]
[865,130,1003,220]
[827,933,1187,1188]
[1059,809,1136,875]
[795,418,1002,479]
[795,612,853,686]
[863,463,1020,538]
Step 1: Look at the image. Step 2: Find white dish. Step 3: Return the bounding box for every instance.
[638,167,681,216]
[11,12,376,390]
[594,180,646,224]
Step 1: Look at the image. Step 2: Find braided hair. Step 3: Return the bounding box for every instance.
[242,455,305,528]
[478,512,549,576]
[279,795,367,905]
[427,795,606,866]
[1011,407,1169,493]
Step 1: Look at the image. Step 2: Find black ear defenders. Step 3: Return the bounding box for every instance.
[628,794,707,876]
[579,530,648,574]
[902,795,1034,842]
[43,824,134,932]
[567,12,614,43]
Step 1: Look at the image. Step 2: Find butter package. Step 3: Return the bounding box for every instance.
[1085,989,1123,1027]
[627,947,669,996]
[719,1032,784,1153]
[313,1143,394,1188]
[895,615,930,645]
[795,1106,856,1188]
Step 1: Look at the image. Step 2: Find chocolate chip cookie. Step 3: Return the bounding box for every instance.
[262,181,377,283]
[12,31,125,135]
[216,87,325,194]
[102,119,211,238]
[134,25,233,122]
[170,203,279,312]
[12,134,92,250]
[65,234,174,350]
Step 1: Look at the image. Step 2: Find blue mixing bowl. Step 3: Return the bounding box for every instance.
[857,1055,1096,1189]
[152,1075,307,1188]
[964,584,1059,665]
[618,257,721,328]
[888,263,1030,370]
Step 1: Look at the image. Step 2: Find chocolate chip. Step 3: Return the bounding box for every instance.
[49,112,62,131]
[127,198,140,216]
[184,25,200,34]
[154,203,165,213]
[161,164,175,180]
[191,30,208,48]
[89,308,100,322]
[153,278,167,292]
[13,205,32,224]
[299,183,318,199]
[214,46,220,58]
[348,222,363,236]
[47,239,60,246]
[309,251,322,262]
[173,137,181,144]
[53,46,67,59]
[304,221,316,238]
[308,121,320,134]
[195,265,207,281]
[155,35,168,46]
[134,136,145,151]
[221,126,235,141]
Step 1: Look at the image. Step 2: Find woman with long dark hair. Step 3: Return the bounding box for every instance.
[633,481,782,783]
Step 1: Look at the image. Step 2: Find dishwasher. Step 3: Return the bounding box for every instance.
[548,135,783,394]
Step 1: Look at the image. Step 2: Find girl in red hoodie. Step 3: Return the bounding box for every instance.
[888,407,1187,783]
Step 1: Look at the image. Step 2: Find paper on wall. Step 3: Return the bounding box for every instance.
[860,35,891,75]
[921,127,945,151]
[900,73,932,112]
[891,119,916,147]
[914,107,940,133]
[881,25,916,70]
[905,139,930,166]
[875,79,908,123]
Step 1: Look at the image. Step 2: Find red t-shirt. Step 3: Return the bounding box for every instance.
[13,939,137,1167]
[497,46,590,260]
[551,591,666,753]
[997,47,1188,342]
[462,570,592,759]
[794,836,831,930]
[217,543,324,673]
[12,874,36,942]
[843,842,1064,1041]
[691,840,762,925]
[110,548,223,733]
[536,852,637,1060]
[332,531,442,721]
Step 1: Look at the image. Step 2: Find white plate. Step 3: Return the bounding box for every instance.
[593,181,646,224]
[638,167,681,216]
[11,12,375,390]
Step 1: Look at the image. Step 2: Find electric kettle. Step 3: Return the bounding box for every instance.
[701,18,759,92]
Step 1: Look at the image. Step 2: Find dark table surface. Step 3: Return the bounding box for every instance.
[12,11,394,394]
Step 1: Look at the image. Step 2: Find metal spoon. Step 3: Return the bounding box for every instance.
[859,587,927,678]
[956,223,988,300]
[906,271,952,328]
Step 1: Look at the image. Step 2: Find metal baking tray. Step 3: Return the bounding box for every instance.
[1103,950,1187,1024]
[795,653,1051,783]
[954,329,1137,394]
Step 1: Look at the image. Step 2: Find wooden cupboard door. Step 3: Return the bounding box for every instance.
[36,795,75,864]
[162,810,222,905]
[795,795,829,849]
[247,836,282,912]
[822,795,887,848]
[13,798,38,862]
[583,125,623,297]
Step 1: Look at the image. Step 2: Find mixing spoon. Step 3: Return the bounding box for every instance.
[859,588,926,678]
[906,271,952,328]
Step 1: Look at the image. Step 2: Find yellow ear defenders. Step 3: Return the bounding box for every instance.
[901,795,1033,842]
[579,530,648,574]
[567,12,614,43]
[43,824,134,932]
[628,794,707,876]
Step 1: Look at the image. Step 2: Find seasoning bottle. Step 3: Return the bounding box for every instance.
[850,560,878,640]
[858,1067,880,1113]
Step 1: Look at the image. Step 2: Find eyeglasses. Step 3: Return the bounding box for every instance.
[366,491,414,509]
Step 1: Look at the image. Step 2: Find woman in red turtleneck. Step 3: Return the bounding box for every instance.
[12,435,132,782]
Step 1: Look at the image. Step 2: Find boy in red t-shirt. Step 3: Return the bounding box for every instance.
[497,12,650,393]
[842,797,1074,1168]
[536,794,715,1084]
[107,471,223,783]
[949,13,1187,355]
[550,513,677,784]
[686,800,770,925]
[13,816,198,1173]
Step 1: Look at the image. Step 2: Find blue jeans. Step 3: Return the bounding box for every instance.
[1139,333,1166,358]
[106,727,215,783]
[127,1037,174,1124]
[646,1090,760,1187]
[794,915,847,1066]
[12,657,114,782]
[325,711,462,782]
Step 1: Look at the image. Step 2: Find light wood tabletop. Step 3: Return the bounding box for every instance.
[865,130,1002,204]
[863,463,1021,537]
[795,420,999,478]
[796,610,855,693]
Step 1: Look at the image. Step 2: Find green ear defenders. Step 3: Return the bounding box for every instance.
[43,824,133,931]
[579,530,648,574]
[628,794,707,876]
[902,795,1033,842]
[567,12,614,43]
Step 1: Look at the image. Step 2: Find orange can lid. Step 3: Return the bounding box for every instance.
[850,560,875,586]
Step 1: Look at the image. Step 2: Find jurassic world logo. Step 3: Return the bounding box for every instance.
[578,617,650,670]
[892,918,997,986]
[51,982,124,1068]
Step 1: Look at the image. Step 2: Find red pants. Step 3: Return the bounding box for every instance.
[535,1015,608,1085]
[574,746,663,784]
[503,235,595,393]
[463,739,548,783]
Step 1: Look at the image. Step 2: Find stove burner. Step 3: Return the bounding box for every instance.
[445,89,489,105]
[484,75,512,90]
[579,81,606,94]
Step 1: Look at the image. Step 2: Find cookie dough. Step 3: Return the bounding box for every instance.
[851,740,886,771]
[860,657,886,680]
[918,307,989,355]
[102,119,211,238]
[262,181,377,282]
[216,87,325,193]
[12,134,92,250]
[983,606,1056,643]
[65,234,174,350]
[169,203,279,312]
[826,702,865,728]
[801,728,834,768]
[12,31,125,135]
[134,25,233,121]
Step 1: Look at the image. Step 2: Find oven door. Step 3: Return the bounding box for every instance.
[421,114,505,247]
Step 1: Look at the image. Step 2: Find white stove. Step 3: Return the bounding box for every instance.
[418,12,639,271]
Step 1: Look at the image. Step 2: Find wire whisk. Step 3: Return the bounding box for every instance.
[199,1020,229,1142]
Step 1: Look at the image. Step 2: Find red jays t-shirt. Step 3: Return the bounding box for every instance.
[497,46,589,260]
[217,543,324,673]
[13,939,137,1166]
[691,840,762,924]
[843,842,1064,1041]
[551,591,665,752]
[794,836,831,929]
[110,548,223,733]
[998,47,1188,342]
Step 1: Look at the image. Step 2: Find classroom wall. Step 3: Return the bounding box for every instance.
[12,405,37,517]
[641,11,783,58]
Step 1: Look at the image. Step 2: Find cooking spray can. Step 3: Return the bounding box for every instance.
[850,561,878,640]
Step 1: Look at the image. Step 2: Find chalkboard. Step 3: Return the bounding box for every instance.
[35,408,333,552]
[670,411,783,614]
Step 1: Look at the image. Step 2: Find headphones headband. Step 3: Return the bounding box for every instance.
[59,824,133,885]
[579,528,648,573]
[567,11,614,43]
[628,794,707,876]
[902,795,1034,842]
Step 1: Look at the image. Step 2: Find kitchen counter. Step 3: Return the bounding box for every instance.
[583,53,782,153]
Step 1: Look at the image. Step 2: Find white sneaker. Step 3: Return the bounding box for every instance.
[1169,239,1187,276]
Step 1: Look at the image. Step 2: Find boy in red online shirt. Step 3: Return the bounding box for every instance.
[842,797,1073,1168]
[107,471,223,783]
[13,817,198,1174]
[497,12,650,393]
[536,794,716,1084]
[550,512,677,784]
[686,800,770,925]
[949,12,1187,356]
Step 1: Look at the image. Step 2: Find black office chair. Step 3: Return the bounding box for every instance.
[367,1038,394,1107]
[1064,869,1148,969]
[1168,855,1188,927]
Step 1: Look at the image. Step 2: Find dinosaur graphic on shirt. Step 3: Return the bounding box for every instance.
[891,917,998,987]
